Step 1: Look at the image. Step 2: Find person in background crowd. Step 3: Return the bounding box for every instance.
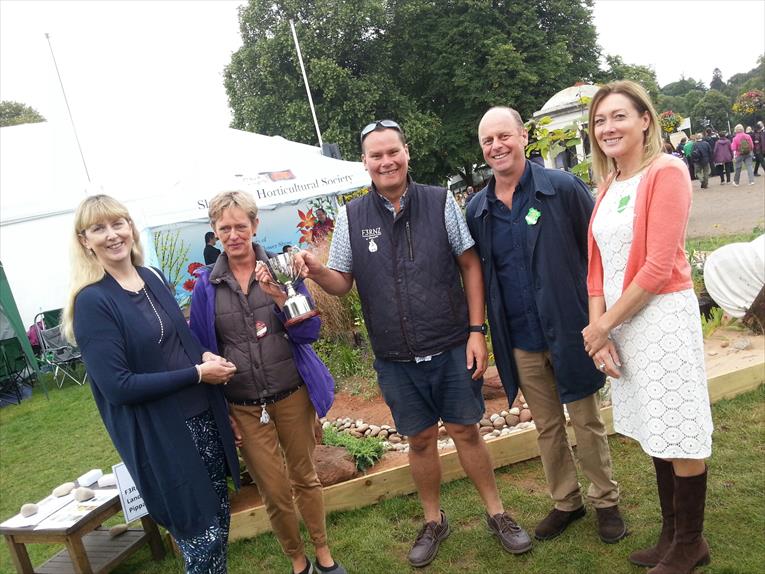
[282,245,294,254]
[675,137,687,157]
[752,121,764,176]
[691,134,712,189]
[703,128,719,179]
[584,80,713,574]
[682,137,695,180]
[713,132,734,185]
[295,119,533,567]
[190,191,344,574]
[204,231,221,265]
[467,106,625,546]
[63,195,239,574]
[311,208,335,245]
[731,123,755,186]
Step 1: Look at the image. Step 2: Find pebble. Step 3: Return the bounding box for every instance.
[20,503,38,517]
[73,487,95,502]
[522,403,528,409]
[720,340,730,348]
[388,435,402,444]
[479,418,492,427]
[509,407,520,416]
[500,410,508,417]
[733,338,751,350]
[109,524,128,538]
[479,426,494,435]
[52,482,75,498]
[520,409,532,423]
[490,413,500,422]
[379,430,389,439]
[322,421,331,429]
[349,430,363,438]
[355,423,369,433]
[368,425,381,437]
[505,414,520,427]
[492,418,506,429]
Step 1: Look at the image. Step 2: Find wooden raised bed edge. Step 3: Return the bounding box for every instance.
[229,361,765,541]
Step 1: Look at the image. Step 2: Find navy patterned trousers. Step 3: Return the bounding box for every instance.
[175,410,231,574]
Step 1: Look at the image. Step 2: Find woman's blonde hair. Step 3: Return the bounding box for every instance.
[588,80,663,185]
[734,124,744,133]
[208,191,258,227]
[62,195,143,342]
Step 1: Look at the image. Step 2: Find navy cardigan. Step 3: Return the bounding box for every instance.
[73,266,239,539]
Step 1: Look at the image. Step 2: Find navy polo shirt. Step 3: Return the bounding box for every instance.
[487,163,547,352]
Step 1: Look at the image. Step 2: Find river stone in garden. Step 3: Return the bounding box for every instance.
[313,445,357,486]
[493,417,505,429]
[479,417,492,427]
[505,414,520,427]
[520,409,532,423]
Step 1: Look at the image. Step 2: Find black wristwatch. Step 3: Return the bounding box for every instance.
[469,323,488,335]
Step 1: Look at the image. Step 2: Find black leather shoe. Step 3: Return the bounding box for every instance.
[534,506,586,540]
[596,505,627,543]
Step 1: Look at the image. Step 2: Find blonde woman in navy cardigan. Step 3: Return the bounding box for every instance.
[62,195,239,574]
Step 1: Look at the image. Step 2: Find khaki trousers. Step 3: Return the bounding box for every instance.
[230,386,326,558]
[513,348,619,511]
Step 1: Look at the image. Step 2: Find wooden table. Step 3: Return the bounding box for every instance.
[1,490,165,574]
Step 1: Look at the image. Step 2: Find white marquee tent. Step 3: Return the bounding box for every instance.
[0,122,369,327]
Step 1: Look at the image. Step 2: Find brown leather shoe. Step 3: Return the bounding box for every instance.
[486,512,532,554]
[407,510,450,567]
[596,505,627,543]
[534,506,586,540]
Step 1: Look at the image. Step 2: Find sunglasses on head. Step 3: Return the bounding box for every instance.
[360,119,402,144]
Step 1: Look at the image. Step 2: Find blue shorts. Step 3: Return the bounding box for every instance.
[374,344,485,437]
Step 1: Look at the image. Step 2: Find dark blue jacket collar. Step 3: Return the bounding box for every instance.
[472,161,556,219]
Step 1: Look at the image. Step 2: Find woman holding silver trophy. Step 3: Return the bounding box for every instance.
[189,191,345,574]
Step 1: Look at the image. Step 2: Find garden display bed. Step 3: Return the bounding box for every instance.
[229,328,764,541]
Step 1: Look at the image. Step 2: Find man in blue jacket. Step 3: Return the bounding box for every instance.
[466,107,626,544]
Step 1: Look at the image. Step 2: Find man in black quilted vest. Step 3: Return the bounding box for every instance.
[296,120,532,567]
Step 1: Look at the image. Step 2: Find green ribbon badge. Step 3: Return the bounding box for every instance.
[617,194,631,213]
[525,207,541,225]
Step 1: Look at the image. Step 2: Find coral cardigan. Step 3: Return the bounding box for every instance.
[587,154,693,297]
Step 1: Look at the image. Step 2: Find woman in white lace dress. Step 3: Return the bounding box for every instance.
[582,81,713,574]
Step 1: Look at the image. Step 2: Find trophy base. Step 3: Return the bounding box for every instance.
[284,308,320,327]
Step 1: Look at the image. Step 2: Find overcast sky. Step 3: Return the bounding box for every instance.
[0,0,762,180]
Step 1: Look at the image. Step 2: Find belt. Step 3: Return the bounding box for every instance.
[228,384,302,407]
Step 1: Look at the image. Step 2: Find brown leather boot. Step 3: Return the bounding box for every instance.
[648,467,711,574]
[629,458,675,567]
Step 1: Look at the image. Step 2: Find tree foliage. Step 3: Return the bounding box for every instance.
[0,101,46,127]
[710,68,725,91]
[596,55,660,101]
[691,90,731,133]
[225,0,601,183]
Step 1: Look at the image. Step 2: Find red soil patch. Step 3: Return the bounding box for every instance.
[326,367,513,427]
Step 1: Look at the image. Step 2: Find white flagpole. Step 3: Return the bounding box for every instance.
[289,19,323,148]
[45,33,91,185]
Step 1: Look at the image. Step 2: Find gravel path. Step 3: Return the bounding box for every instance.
[687,172,765,238]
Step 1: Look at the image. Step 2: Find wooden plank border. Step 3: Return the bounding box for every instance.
[229,361,764,541]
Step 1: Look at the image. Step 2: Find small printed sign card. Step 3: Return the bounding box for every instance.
[113,462,149,522]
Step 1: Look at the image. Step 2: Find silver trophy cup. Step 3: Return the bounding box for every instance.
[263,249,319,326]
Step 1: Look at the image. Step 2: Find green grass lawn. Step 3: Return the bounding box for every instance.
[1,378,763,573]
